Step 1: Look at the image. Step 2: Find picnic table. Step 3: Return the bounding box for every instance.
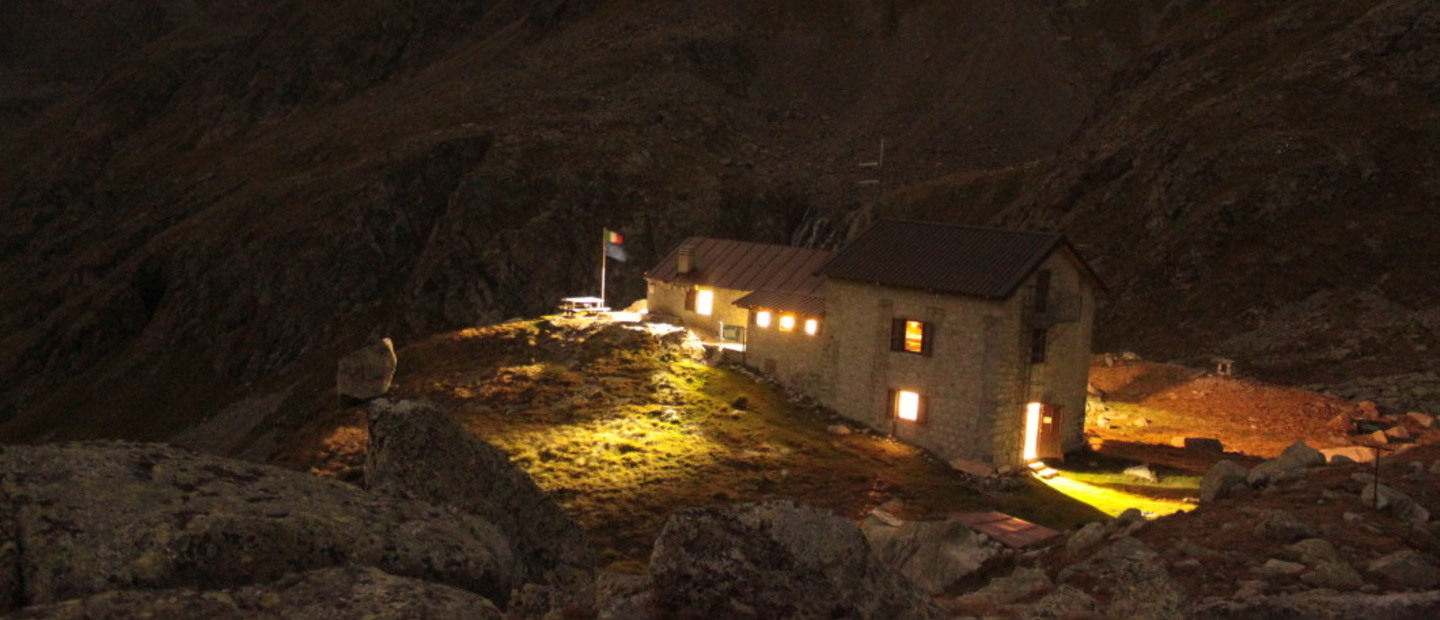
[558,296,609,315]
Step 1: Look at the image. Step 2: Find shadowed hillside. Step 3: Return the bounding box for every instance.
[0,0,1181,443]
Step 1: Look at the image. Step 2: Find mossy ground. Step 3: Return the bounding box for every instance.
[287,316,1109,571]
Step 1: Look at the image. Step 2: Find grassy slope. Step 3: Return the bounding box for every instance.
[277,316,1109,571]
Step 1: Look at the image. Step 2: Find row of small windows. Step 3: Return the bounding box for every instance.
[755,309,819,335]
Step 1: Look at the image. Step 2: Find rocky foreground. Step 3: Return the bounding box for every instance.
[4,397,1440,619]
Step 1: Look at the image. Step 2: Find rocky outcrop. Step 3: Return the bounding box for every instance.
[1057,536,1185,620]
[860,514,1002,595]
[364,398,595,610]
[0,442,515,611]
[649,500,944,620]
[1200,460,1250,502]
[1366,551,1440,591]
[1189,590,1440,620]
[8,567,503,620]
[337,338,399,400]
[1248,441,1325,487]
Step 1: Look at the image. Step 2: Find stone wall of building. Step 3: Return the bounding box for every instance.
[646,280,750,340]
[816,250,1097,468]
[1022,251,1098,455]
[743,309,828,397]
[820,279,1013,465]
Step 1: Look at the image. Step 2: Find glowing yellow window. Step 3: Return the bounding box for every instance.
[803,318,819,335]
[895,390,922,422]
[755,310,772,328]
[695,289,714,316]
[904,320,925,353]
[778,314,796,332]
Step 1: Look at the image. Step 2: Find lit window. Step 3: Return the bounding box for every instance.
[896,390,922,422]
[695,289,714,316]
[756,310,772,328]
[904,320,924,353]
[778,314,796,332]
[803,318,819,335]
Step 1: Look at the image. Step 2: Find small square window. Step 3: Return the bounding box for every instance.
[755,310,772,328]
[892,390,925,422]
[891,318,932,355]
[803,318,819,335]
[778,314,796,332]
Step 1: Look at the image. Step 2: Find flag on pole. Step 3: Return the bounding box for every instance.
[604,228,627,262]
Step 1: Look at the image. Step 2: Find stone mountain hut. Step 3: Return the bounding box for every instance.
[645,219,1104,469]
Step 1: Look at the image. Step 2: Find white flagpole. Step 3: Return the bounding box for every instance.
[600,229,608,307]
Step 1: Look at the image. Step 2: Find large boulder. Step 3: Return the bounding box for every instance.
[860,515,1001,595]
[364,399,594,609]
[1366,551,1440,590]
[337,338,398,400]
[1188,590,1440,619]
[1362,483,1432,525]
[1248,441,1324,487]
[9,567,503,619]
[1200,460,1250,502]
[0,442,515,611]
[1057,536,1185,620]
[649,500,945,620]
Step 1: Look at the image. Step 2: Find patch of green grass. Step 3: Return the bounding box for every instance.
[300,318,1113,570]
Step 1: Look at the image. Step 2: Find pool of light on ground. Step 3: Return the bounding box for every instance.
[1035,470,1195,518]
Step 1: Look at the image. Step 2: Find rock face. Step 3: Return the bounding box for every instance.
[9,566,503,620]
[1362,483,1432,525]
[1366,551,1440,590]
[1189,590,1440,619]
[1200,460,1250,502]
[1248,441,1324,487]
[650,500,945,620]
[364,398,594,608]
[337,338,399,400]
[0,442,515,611]
[1058,536,1185,620]
[860,516,1001,595]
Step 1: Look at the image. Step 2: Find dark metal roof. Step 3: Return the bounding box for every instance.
[818,219,1101,299]
[645,237,832,297]
[733,290,826,317]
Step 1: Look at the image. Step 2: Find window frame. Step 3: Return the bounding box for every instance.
[1034,269,1052,313]
[890,318,934,356]
[1030,327,1048,364]
[755,310,772,328]
[888,388,928,424]
[694,288,715,316]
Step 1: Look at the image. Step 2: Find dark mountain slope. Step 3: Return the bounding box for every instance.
[0,0,1173,444]
[908,0,1438,384]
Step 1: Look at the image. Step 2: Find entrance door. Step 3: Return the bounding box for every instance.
[1038,404,1063,459]
[1024,403,1064,462]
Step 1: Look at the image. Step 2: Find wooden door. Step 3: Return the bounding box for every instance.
[1038,404,1064,459]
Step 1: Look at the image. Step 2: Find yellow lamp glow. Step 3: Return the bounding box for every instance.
[756,310,772,328]
[696,289,714,316]
[1023,402,1041,461]
[778,315,796,331]
[804,318,819,335]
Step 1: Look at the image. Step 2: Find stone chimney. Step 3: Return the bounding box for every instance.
[677,243,695,274]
